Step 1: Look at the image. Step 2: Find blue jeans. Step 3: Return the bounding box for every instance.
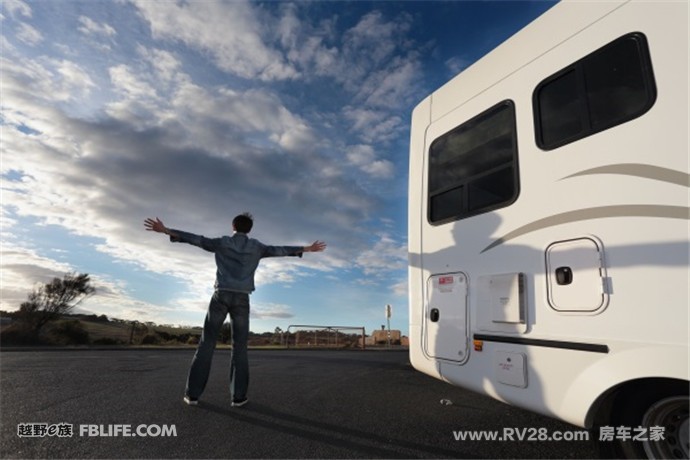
[185,290,250,401]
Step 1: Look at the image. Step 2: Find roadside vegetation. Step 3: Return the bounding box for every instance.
[0,272,206,347]
[0,272,374,349]
[0,311,206,347]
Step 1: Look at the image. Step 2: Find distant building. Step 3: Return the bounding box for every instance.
[372,329,401,344]
[360,328,406,347]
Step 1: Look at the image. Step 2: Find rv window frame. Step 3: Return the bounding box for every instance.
[533,32,657,151]
[427,100,520,226]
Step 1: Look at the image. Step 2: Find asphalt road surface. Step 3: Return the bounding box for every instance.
[1,349,600,459]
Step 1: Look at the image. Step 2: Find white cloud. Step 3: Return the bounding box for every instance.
[105,63,168,122]
[362,160,395,179]
[251,302,295,319]
[346,144,394,179]
[343,107,404,144]
[78,15,117,38]
[359,58,422,109]
[276,3,301,51]
[392,279,408,298]
[336,10,423,106]
[346,144,376,167]
[1,54,95,105]
[355,233,407,277]
[0,244,73,310]
[1,0,32,19]
[0,241,179,323]
[137,46,182,83]
[342,11,407,66]
[131,0,298,81]
[109,64,156,99]
[56,60,95,94]
[445,56,470,75]
[16,22,42,45]
[129,0,424,105]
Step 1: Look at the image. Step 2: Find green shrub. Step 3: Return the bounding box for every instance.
[0,324,38,346]
[141,333,160,345]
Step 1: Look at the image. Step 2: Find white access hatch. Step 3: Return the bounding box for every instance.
[494,351,527,388]
[424,272,469,363]
[477,273,527,334]
[545,237,608,312]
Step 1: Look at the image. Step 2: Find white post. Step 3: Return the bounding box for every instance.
[385,304,392,348]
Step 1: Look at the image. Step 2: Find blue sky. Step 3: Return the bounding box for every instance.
[1,0,555,334]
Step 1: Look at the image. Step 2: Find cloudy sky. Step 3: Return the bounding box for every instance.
[1,0,554,334]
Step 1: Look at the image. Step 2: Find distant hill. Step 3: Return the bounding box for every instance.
[0,311,204,347]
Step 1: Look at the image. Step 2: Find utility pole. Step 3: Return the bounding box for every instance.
[129,321,137,345]
[385,304,392,348]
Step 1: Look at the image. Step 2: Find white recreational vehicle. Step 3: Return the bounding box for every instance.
[407,1,688,458]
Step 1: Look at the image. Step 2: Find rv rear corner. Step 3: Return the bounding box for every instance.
[407,1,689,459]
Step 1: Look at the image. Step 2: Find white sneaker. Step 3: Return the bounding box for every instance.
[184,395,199,406]
[231,398,248,407]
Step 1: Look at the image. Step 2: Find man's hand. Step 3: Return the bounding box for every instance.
[144,217,169,235]
[304,241,327,253]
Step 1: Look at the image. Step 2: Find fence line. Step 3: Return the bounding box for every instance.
[285,325,366,350]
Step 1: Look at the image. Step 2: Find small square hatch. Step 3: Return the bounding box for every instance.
[477,273,527,334]
[495,351,527,388]
[546,237,608,312]
[489,273,525,324]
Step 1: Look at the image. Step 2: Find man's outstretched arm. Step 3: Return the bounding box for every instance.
[144,217,223,252]
[262,240,327,258]
[144,217,175,237]
[303,241,327,253]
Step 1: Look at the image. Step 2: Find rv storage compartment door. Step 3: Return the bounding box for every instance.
[477,273,527,334]
[424,273,469,363]
[546,237,608,312]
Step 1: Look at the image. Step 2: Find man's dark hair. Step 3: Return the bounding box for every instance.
[233,213,253,234]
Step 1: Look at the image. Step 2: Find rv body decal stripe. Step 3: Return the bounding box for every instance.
[473,334,609,353]
[481,205,690,253]
[561,164,690,187]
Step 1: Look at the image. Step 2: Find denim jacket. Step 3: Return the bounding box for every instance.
[169,229,304,293]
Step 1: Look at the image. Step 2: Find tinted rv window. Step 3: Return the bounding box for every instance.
[534,32,656,150]
[428,101,519,225]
